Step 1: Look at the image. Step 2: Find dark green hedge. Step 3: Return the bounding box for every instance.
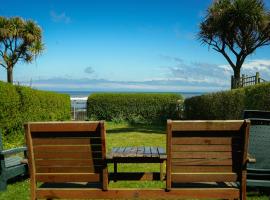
[184,83,270,120]
[87,93,183,123]
[0,81,70,136]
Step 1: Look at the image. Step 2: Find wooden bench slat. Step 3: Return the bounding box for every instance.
[172,145,238,152]
[171,121,244,131]
[36,188,240,199]
[34,152,102,159]
[171,172,238,182]
[150,147,158,157]
[137,147,144,157]
[30,122,100,132]
[172,137,240,145]
[35,159,99,167]
[144,147,151,156]
[36,166,102,173]
[172,158,233,166]
[172,165,234,173]
[157,147,165,155]
[33,145,101,153]
[32,138,101,146]
[36,173,100,182]
[172,152,233,159]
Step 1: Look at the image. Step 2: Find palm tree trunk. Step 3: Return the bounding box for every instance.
[7,66,13,84]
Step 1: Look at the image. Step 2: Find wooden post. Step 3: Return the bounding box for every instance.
[241,74,245,87]
[255,72,260,84]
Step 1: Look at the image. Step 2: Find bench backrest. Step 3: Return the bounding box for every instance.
[25,121,107,190]
[166,120,250,189]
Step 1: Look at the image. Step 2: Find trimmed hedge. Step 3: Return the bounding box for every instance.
[184,83,270,120]
[0,81,70,136]
[87,93,183,123]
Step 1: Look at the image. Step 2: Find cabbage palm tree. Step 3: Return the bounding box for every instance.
[199,0,270,88]
[0,17,44,83]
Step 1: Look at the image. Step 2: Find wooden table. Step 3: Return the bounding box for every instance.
[107,146,166,181]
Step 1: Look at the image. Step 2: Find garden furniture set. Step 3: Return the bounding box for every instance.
[1,110,270,199]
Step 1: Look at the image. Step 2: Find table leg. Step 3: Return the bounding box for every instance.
[160,161,164,181]
[114,161,117,182]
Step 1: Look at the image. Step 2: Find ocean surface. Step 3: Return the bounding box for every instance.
[57,91,205,99]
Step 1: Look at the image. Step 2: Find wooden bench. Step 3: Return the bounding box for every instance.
[25,120,250,200]
[166,120,250,200]
[0,130,28,191]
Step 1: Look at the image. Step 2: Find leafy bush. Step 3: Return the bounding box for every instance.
[184,83,270,120]
[0,81,70,138]
[87,93,183,124]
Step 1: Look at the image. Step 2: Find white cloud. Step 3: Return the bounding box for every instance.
[50,10,71,24]
[219,59,270,79]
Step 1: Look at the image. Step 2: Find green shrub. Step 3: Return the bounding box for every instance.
[87,93,183,124]
[184,82,270,120]
[0,82,21,135]
[0,81,70,138]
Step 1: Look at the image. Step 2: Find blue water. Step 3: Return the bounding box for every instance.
[57,91,204,99]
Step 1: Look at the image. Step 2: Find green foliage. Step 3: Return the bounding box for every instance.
[87,93,183,124]
[0,81,70,139]
[199,0,270,84]
[184,82,270,120]
[0,17,44,83]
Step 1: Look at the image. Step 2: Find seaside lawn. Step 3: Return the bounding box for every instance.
[0,122,268,200]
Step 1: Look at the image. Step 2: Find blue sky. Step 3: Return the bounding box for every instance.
[1,0,270,92]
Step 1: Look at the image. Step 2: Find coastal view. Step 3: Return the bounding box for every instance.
[1,0,270,199]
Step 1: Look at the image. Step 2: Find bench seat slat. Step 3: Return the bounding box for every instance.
[172,166,234,173]
[172,172,238,182]
[172,158,233,166]
[36,173,100,182]
[36,166,103,173]
[172,145,238,152]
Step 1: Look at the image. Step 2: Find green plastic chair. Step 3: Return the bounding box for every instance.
[244,110,270,188]
[0,130,28,190]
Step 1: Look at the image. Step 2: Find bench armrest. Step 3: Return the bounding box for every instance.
[247,153,256,163]
[0,147,27,156]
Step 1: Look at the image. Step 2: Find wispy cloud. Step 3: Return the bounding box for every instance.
[84,66,95,74]
[159,54,183,63]
[50,10,71,24]
[220,59,270,80]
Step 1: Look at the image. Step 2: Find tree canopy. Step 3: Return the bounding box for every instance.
[0,17,44,83]
[199,0,270,88]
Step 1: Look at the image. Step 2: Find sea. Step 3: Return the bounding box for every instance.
[58,91,204,99]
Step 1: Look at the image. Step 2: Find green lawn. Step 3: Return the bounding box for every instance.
[0,122,269,199]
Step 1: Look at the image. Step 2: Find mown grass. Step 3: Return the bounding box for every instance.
[0,122,269,199]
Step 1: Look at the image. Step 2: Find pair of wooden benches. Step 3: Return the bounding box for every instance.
[25,120,250,200]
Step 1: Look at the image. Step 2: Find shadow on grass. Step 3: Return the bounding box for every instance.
[107,123,165,134]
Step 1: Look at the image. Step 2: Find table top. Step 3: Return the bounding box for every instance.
[109,146,166,158]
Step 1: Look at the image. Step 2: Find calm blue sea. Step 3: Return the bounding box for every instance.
[57,91,204,99]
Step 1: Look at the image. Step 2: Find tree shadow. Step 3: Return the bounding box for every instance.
[106,124,165,134]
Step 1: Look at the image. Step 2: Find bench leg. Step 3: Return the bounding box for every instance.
[0,177,7,191]
[160,161,164,181]
[114,161,117,182]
